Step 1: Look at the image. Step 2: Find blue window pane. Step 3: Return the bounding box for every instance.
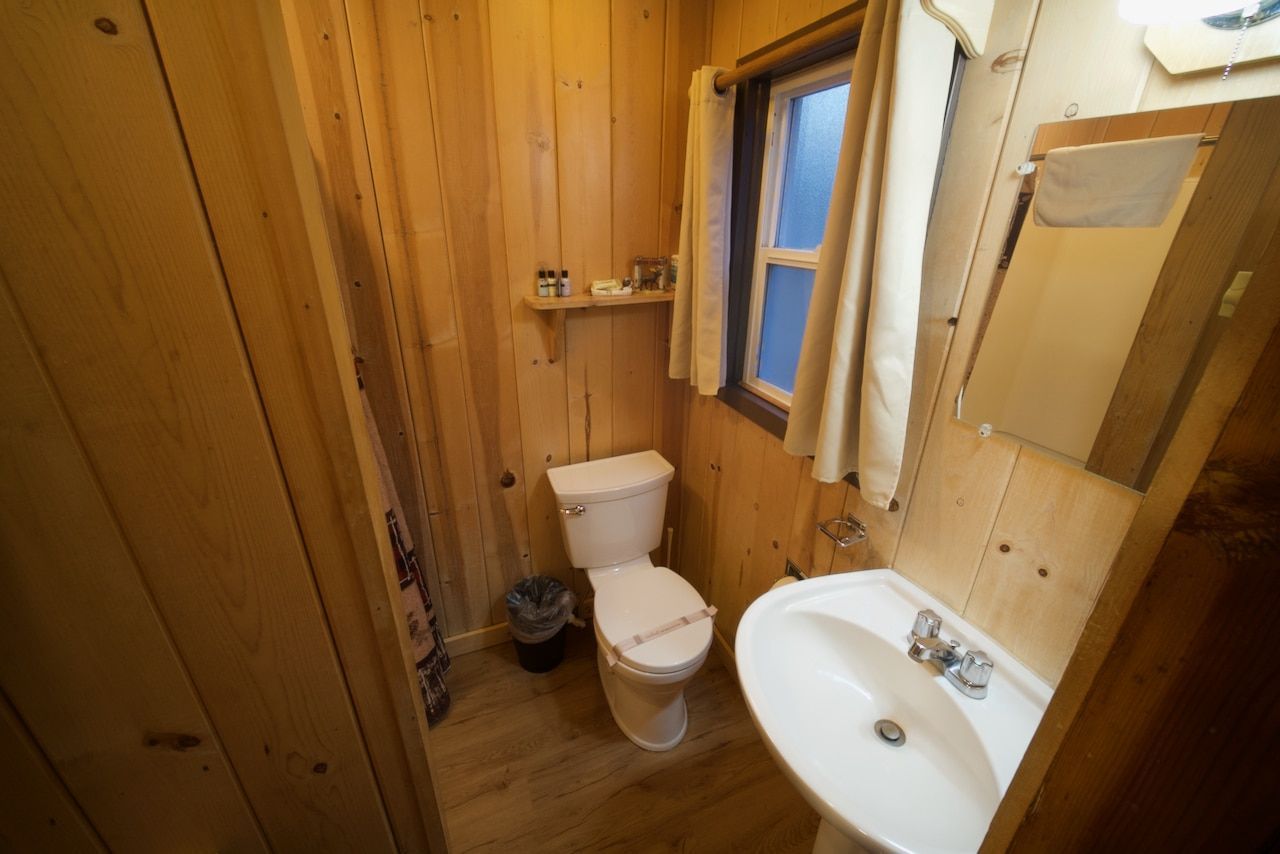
[775,83,849,250]
[757,265,816,394]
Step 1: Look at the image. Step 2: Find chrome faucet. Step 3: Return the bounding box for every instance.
[907,609,993,699]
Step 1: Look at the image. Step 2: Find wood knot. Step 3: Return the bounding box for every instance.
[312,762,328,774]
[990,49,1023,73]
[500,470,517,488]
[999,543,1011,553]
[144,732,202,751]
[94,17,119,35]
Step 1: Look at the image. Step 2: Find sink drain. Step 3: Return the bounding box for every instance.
[874,719,906,747]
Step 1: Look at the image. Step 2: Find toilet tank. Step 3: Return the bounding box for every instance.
[547,450,675,569]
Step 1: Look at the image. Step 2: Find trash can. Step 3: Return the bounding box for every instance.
[505,575,581,673]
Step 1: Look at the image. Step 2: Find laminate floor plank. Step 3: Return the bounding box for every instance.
[433,628,819,852]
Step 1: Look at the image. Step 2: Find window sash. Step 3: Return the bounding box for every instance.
[741,56,851,411]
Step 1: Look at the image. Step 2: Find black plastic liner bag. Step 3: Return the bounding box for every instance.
[506,575,584,643]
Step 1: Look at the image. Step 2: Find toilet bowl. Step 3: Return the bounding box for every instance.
[547,451,713,751]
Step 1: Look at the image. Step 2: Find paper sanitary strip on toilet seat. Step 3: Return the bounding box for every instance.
[603,606,718,670]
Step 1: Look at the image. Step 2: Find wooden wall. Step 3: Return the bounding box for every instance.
[0,1,442,849]
[686,0,1280,684]
[284,0,709,642]
[1003,312,1280,854]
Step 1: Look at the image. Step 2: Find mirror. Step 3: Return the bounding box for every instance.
[959,97,1276,492]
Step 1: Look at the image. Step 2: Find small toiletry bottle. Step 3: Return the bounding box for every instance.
[669,254,678,289]
[633,258,643,290]
[558,269,570,298]
[538,268,549,298]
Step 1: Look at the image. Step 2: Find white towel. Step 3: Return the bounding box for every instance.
[920,0,992,57]
[1033,134,1203,228]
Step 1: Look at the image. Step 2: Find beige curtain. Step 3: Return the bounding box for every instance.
[783,0,956,509]
[670,67,735,395]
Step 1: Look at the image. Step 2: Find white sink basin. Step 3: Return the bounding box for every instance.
[736,569,1051,854]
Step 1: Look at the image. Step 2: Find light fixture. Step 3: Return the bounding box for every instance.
[1118,0,1253,24]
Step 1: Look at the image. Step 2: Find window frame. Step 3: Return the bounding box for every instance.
[740,56,854,411]
[719,31,963,466]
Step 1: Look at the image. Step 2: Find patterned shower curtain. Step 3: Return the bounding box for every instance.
[358,372,451,725]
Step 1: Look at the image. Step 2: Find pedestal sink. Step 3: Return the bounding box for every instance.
[735,569,1051,854]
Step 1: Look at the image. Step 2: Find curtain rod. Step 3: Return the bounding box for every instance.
[713,6,867,94]
[1027,134,1220,162]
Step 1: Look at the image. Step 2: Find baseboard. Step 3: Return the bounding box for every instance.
[712,623,737,681]
[443,622,509,657]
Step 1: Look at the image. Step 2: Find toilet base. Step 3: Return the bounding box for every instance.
[596,644,698,751]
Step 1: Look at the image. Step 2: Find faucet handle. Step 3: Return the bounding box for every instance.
[912,609,942,639]
[960,650,994,688]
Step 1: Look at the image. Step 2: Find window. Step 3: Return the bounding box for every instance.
[740,57,852,410]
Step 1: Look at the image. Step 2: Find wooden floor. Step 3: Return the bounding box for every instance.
[430,628,819,853]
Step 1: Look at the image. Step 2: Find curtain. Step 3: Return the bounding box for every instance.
[358,372,452,726]
[783,0,955,509]
[670,66,735,395]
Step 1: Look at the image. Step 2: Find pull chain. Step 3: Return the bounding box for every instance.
[1223,2,1262,80]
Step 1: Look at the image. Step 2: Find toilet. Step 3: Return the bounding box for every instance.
[547,450,713,751]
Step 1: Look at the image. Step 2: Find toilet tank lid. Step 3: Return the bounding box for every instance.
[547,450,674,504]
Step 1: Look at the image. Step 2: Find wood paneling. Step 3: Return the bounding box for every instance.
[610,0,665,456]
[489,0,573,590]
[421,0,534,625]
[964,454,1140,681]
[147,3,447,848]
[280,0,447,623]
[555,0,617,471]
[1003,285,1280,853]
[0,695,104,853]
[343,0,493,632]
[285,0,705,627]
[1,1,444,849]
[986,187,1280,853]
[0,290,264,851]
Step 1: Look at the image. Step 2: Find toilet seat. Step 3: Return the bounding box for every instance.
[593,567,713,674]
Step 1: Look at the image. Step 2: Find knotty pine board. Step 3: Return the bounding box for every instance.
[0,696,104,853]
[150,3,447,848]
[421,0,535,624]
[289,0,702,625]
[489,0,575,590]
[344,0,494,633]
[0,0,395,845]
[280,0,447,631]
[0,293,264,851]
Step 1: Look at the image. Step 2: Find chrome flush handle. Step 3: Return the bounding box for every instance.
[560,504,586,516]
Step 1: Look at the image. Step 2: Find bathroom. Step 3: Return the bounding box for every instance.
[1,0,1277,851]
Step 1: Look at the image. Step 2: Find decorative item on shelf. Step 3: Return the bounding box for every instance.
[632,256,670,291]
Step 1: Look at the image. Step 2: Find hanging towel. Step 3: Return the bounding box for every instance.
[670,66,735,395]
[1033,134,1202,228]
[358,372,452,726]
[921,0,993,57]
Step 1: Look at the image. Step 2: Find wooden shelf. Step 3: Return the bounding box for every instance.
[523,290,675,310]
